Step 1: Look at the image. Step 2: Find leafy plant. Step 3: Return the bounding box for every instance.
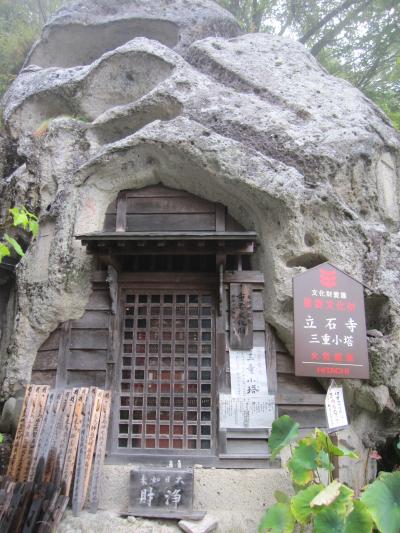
[0,206,38,263]
[259,415,400,533]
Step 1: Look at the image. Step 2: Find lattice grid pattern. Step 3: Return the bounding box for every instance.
[118,290,214,452]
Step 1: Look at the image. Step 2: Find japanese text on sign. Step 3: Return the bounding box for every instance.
[129,467,194,518]
[293,263,369,379]
[325,383,348,429]
[229,347,268,398]
[219,393,275,428]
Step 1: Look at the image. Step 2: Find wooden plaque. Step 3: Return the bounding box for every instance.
[230,283,253,350]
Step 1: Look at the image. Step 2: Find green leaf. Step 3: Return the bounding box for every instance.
[317,450,334,471]
[28,219,39,238]
[314,508,345,533]
[291,484,324,524]
[0,243,11,262]
[361,471,400,533]
[287,442,318,485]
[9,207,28,229]
[310,480,342,507]
[4,234,24,256]
[268,415,299,459]
[274,490,291,505]
[258,503,295,533]
[315,429,358,459]
[328,484,354,517]
[0,433,3,444]
[344,501,373,533]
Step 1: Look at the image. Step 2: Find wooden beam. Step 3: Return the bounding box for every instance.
[276,393,326,405]
[115,192,127,232]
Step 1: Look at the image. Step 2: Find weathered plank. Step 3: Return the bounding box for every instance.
[67,350,107,371]
[69,329,109,350]
[66,370,106,388]
[62,388,88,496]
[32,351,58,372]
[87,391,111,512]
[70,310,110,329]
[278,405,327,429]
[277,373,325,394]
[276,351,295,374]
[72,388,103,515]
[20,386,49,483]
[38,330,61,352]
[276,393,326,406]
[229,283,253,350]
[126,213,216,232]
[127,196,215,214]
[7,385,33,480]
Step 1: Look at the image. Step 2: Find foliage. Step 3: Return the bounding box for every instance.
[0,206,38,263]
[259,415,400,533]
[218,1,400,130]
[0,0,66,116]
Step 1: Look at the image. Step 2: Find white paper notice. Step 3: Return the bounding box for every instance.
[219,393,275,428]
[229,347,268,398]
[325,384,348,429]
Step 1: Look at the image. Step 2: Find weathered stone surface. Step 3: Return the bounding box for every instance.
[1,0,400,504]
[57,510,179,532]
[179,514,218,533]
[97,464,292,533]
[25,0,240,69]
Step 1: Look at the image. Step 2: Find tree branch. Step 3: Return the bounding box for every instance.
[299,0,361,44]
[36,0,47,24]
[310,0,373,57]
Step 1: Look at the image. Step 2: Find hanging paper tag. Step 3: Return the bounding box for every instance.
[325,380,348,429]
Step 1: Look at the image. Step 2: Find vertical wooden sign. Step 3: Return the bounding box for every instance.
[62,387,88,496]
[20,385,49,482]
[72,387,103,515]
[230,283,253,350]
[88,390,111,513]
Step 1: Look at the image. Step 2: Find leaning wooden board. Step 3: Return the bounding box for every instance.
[5,384,112,531]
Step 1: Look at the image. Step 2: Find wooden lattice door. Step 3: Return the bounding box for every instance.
[116,287,216,455]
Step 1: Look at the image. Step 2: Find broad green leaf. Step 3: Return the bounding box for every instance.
[288,442,318,485]
[9,207,28,229]
[28,219,39,237]
[0,433,3,444]
[274,490,291,505]
[361,471,400,533]
[344,501,373,533]
[268,415,299,459]
[315,429,358,459]
[314,508,345,533]
[310,480,342,507]
[0,243,11,262]
[4,234,24,256]
[326,484,354,517]
[291,484,323,524]
[317,450,334,471]
[258,503,295,533]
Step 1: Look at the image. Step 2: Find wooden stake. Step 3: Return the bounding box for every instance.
[88,390,111,512]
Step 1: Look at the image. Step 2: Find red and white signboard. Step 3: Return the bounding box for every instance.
[293,262,369,379]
